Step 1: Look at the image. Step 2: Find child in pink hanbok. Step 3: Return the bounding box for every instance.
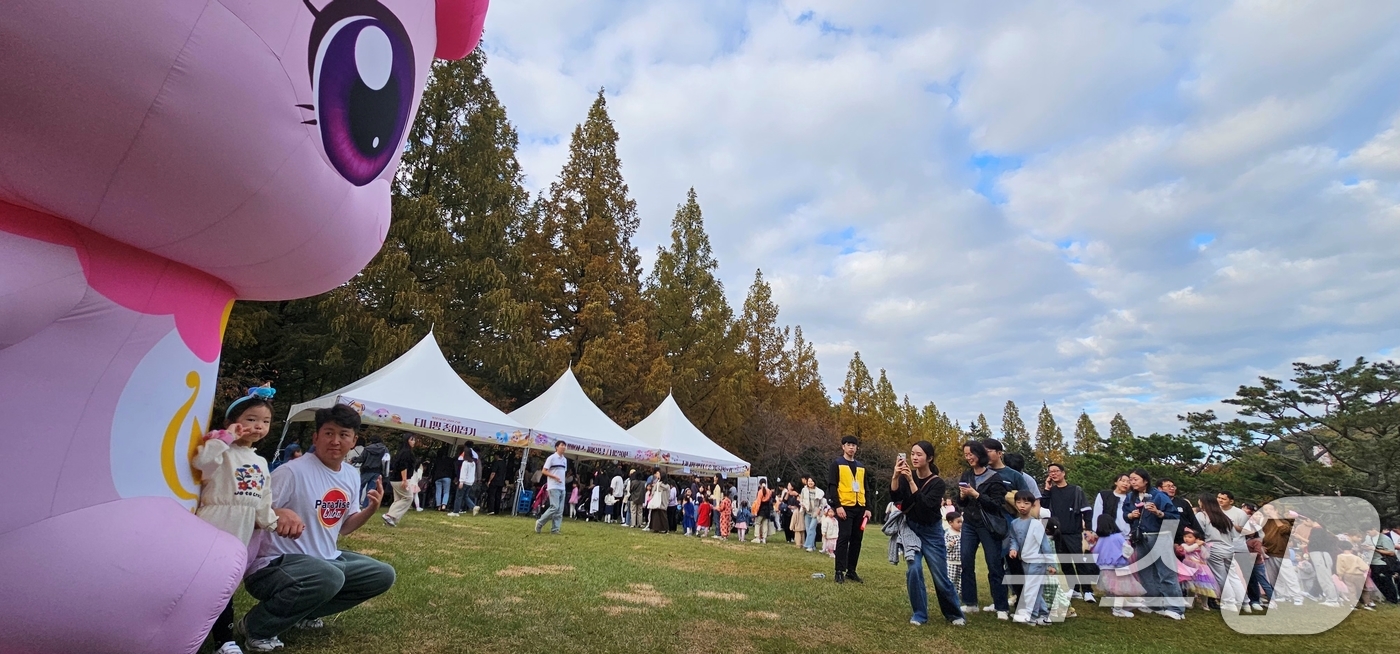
[1177,529,1219,609]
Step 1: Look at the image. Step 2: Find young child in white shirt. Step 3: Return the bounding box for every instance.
[192,385,302,654]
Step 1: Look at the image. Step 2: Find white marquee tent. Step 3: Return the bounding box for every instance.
[627,393,750,476]
[508,367,664,464]
[282,332,528,447]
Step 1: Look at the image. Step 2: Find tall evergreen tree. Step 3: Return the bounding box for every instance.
[1073,411,1102,455]
[519,89,664,424]
[1001,401,1030,451]
[838,352,876,440]
[1034,403,1068,466]
[781,325,829,421]
[645,188,746,442]
[1108,412,1136,455]
[921,401,964,475]
[738,269,788,405]
[873,369,901,446]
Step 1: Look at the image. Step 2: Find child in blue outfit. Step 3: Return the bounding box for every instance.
[736,504,754,542]
[681,490,698,535]
[1006,491,1057,625]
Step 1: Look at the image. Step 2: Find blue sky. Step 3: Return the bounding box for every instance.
[479,1,1400,435]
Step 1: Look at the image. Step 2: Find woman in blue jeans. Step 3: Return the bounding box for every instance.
[955,440,1011,618]
[891,441,966,626]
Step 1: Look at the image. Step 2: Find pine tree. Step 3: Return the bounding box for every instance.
[921,401,964,475]
[1034,403,1068,467]
[738,269,788,404]
[645,188,746,442]
[974,413,993,439]
[1073,411,1102,454]
[1001,401,1030,451]
[873,369,901,446]
[838,352,876,440]
[1108,412,1135,456]
[520,89,664,424]
[781,325,829,421]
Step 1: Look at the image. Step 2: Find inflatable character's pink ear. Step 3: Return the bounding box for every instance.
[436,0,491,60]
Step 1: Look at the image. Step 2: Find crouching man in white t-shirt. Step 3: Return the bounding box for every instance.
[238,404,394,651]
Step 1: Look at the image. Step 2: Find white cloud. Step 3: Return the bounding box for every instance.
[479,0,1400,435]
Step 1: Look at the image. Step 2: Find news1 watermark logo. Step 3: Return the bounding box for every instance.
[1003,496,1381,635]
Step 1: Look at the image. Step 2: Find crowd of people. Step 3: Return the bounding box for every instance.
[346,428,1400,631]
[882,436,1400,627]
[202,390,1398,652]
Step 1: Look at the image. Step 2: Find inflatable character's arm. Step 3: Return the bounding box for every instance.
[191,437,232,474]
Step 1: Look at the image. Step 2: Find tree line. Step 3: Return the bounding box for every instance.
[219,50,1399,524]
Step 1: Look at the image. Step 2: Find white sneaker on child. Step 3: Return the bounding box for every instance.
[216,642,245,654]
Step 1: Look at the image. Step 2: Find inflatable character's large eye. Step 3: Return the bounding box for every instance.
[307,1,415,186]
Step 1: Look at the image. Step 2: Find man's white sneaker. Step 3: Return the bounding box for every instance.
[1083,592,1097,604]
[447,512,459,517]
[472,506,480,515]
[996,611,1009,620]
[1251,602,1264,612]
[1070,590,1082,600]
[910,619,924,626]
[951,618,966,626]
[983,604,996,612]
[1160,611,1184,621]
[1012,614,1032,624]
[295,618,324,629]
[1112,608,1135,618]
[216,642,245,654]
[234,618,283,652]
[961,605,980,614]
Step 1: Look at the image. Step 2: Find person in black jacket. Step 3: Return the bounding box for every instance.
[955,440,1011,618]
[1156,478,1202,545]
[892,441,965,626]
[382,435,418,527]
[431,445,455,511]
[1043,462,1095,602]
[826,435,871,584]
[355,435,389,510]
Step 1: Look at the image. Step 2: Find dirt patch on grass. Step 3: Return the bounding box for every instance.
[600,605,647,616]
[357,549,381,556]
[746,611,781,620]
[695,591,748,601]
[495,564,576,577]
[602,583,671,607]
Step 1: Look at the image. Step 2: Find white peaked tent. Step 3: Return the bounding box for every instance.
[627,393,750,476]
[282,332,528,447]
[508,368,660,464]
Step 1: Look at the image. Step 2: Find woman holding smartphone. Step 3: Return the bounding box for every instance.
[892,441,966,626]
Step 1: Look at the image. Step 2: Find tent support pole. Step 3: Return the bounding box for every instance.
[512,438,531,516]
[271,419,293,465]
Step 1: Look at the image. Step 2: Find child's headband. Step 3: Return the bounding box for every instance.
[226,384,276,420]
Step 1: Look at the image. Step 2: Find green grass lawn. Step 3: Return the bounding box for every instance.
[229,511,1392,654]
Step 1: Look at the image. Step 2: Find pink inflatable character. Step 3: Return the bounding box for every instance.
[0,1,487,652]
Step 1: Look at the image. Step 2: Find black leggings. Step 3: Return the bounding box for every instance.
[211,597,235,644]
